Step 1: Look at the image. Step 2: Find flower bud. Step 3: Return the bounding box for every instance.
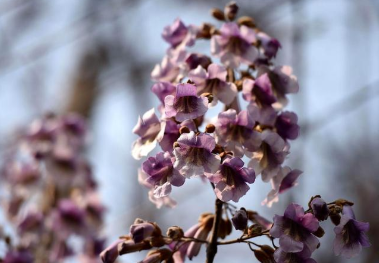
[100,240,122,263]
[248,224,262,236]
[201,92,214,103]
[179,126,190,134]
[205,124,216,133]
[260,245,275,255]
[310,197,329,221]
[254,249,274,263]
[313,226,325,238]
[232,209,248,230]
[166,226,184,240]
[211,8,225,21]
[224,2,239,21]
[237,16,256,28]
[218,218,232,239]
[197,23,213,39]
[130,220,161,243]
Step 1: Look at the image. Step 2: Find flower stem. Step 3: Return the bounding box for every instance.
[206,198,223,263]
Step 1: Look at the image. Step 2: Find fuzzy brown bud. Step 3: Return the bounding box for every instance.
[179,126,190,134]
[201,92,214,103]
[254,249,274,263]
[166,226,184,240]
[212,144,224,154]
[314,226,325,238]
[260,245,275,255]
[197,23,213,39]
[237,16,256,28]
[173,142,180,148]
[248,224,262,237]
[218,218,232,239]
[205,124,216,133]
[211,8,225,21]
[224,2,239,21]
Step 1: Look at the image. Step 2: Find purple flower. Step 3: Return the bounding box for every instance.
[53,199,86,238]
[310,198,329,221]
[333,205,370,258]
[188,63,237,105]
[211,22,258,68]
[158,119,196,152]
[151,82,176,105]
[256,32,281,59]
[248,130,289,182]
[151,55,181,83]
[138,168,177,209]
[214,109,261,157]
[173,131,220,178]
[162,19,197,49]
[232,209,248,230]
[165,83,209,122]
[262,166,302,207]
[142,151,185,198]
[18,211,43,233]
[132,108,164,160]
[275,111,300,140]
[270,203,320,254]
[243,74,277,106]
[258,65,299,107]
[207,156,255,202]
[185,53,212,70]
[3,250,33,263]
[5,160,40,185]
[100,239,122,263]
[274,246,316,263]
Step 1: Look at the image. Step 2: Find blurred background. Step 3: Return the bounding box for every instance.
[0,0,378,262]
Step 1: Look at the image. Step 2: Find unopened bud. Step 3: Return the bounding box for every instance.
[314,226,325,238]
[330,214,341,226]
[166,226,184,240]
[179,126,190,134]
[218,218,232,239]
[201,92,214,103]
[232,209,248,230]
[205,124,216,133]
[310,197,329,221]
[212,144,224,154]
[248,224,262,236]
[254,249,273,263]
[224,2,239,21]
[237,16,256,28]
[197,23,213,39]
[235,80,243,91]
[260,245,275,255]
[211,8,225,21]
[173,142,180,148]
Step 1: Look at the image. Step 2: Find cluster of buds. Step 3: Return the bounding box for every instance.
[104,2,370,263]
[0,113,105,262]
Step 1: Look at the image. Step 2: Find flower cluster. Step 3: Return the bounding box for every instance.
[103,2,370,263]
[133,1,300,209]
[0,114,105,263]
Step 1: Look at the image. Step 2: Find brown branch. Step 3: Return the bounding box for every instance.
[217,230,270,246]
[205,198,223,263]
